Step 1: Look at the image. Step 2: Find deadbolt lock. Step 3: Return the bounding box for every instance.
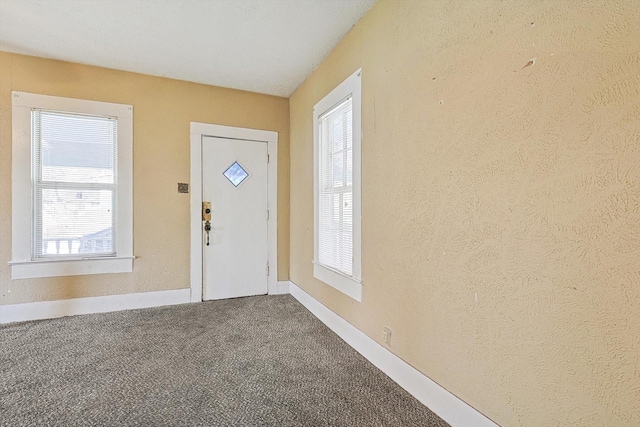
[202,202,212,221]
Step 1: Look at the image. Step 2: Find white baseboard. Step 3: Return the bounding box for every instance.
[269,280,291,295]
[0,288,192,324]
[289,282,497,427]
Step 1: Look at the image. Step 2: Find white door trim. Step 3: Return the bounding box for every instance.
[190,122,278,302]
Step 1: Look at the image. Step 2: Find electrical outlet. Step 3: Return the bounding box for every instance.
[383,326,392,346]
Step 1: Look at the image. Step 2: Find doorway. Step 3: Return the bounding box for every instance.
[189,123,278,302]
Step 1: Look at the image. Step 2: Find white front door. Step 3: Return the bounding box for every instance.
[201,136,268,300]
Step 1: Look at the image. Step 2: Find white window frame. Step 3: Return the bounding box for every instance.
[10,91,134,279]
[313,69,362,302]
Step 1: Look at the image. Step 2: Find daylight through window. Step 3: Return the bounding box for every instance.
[318,97,353,275]
[33,111,117,258]
[11,91,133,279]
[313,69,362,302]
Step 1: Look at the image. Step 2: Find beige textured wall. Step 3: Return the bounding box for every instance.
[289,0,640,425]
[0,51,290,305]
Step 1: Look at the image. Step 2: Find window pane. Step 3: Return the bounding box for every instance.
[33,110,118,259]
[343,192,353,226]
[346,148,353,185]
[318,95,354,277]
[318,190,353,276]
[332,152,344,187]
[346,111,353,148]
[318,193,337,268]
[223,161,249,187]
[332,117,344,153]
[340,192,353,275]
[38,111,115,184]
[38,188,113,256]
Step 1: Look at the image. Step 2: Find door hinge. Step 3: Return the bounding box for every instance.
[266,262,270,276]
[267,154,270,164]
[267,209,270,220]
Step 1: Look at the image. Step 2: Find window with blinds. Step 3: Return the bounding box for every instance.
[11,91,133,279]
[313,69,362,301]
[318,97,353,276]
[32,110,117,259]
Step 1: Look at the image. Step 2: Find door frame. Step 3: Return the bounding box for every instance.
[189,122,278,302]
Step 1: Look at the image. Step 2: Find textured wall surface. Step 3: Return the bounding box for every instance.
[289,0,640,425]
[0,52,290,305]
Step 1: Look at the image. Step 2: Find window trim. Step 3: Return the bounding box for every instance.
[313,69,362,302]
[10,91,134,279]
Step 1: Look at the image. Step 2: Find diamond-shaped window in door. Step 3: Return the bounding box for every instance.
[223,161,249,187]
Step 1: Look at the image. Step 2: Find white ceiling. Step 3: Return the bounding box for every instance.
[0,0,376,97]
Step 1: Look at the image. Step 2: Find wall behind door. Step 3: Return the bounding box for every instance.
[0,51,290,305]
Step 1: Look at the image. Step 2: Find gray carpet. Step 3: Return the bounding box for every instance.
[0,295,449,426]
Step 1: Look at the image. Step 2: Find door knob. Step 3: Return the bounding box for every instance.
[204,220,212,246]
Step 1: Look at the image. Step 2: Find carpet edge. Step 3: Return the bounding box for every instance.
[288,281,498,427]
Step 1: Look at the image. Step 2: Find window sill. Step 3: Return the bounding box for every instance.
[313,262,362,302]
[9,256,135,279]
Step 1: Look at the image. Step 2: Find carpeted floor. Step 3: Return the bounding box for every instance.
[0,295,449,426]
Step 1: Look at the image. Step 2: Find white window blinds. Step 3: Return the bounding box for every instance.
[318,96,353,276]
[32,110,117,258]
